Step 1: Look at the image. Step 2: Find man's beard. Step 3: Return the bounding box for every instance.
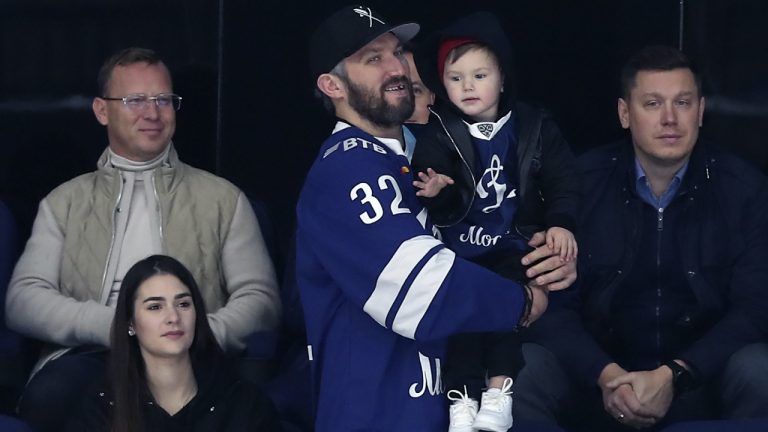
[343,75,415,129]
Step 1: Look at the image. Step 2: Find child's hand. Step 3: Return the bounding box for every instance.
[413,168,454,198]
[546,227,578,261]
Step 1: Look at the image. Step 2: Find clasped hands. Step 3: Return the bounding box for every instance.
[598,362,676,429]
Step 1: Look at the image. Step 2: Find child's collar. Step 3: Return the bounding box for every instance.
[464,110,512,140]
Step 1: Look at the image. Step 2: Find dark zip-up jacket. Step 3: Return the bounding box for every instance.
[530,140,768,389]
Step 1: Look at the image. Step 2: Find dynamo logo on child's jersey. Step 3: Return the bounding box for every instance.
[476,154,517,213]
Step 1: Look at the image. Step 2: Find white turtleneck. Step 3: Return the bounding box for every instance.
[105,145,170,306]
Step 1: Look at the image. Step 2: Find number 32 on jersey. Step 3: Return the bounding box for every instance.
[350,175,410,224]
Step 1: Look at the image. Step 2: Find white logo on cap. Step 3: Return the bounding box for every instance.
[353,6,385,27]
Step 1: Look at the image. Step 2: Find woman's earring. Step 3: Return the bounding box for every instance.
[128,326,136,336]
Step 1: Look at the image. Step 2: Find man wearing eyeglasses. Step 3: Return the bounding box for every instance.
[6,47,280,432]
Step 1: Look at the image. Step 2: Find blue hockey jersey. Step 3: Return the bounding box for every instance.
[296,122,528,431]
[440,112,530,261]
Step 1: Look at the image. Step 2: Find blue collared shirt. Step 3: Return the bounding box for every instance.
[402,125,418,162]
[634,158,689,209]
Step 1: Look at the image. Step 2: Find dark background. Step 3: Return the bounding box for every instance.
[1,0,767,255]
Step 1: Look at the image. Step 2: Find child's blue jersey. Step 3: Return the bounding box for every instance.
[440,112,530,261]
[296,122,528,431]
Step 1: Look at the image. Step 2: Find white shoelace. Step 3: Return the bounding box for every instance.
[447,385,475,406]
[481,377,514,412]
[448,385,477,426]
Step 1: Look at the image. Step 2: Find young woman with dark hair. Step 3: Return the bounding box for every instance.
[67,255,281,432]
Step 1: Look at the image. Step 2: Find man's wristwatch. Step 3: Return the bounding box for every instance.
[663,360,695,395]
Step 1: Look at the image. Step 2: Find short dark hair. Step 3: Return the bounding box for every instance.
[620,45,702,100]
[110,255,219,432]
[97,47,167,97]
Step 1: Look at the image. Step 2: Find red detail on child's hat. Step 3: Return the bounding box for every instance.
[437,38,477,79]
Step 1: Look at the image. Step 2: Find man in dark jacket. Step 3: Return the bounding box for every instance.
[514,46,768,431]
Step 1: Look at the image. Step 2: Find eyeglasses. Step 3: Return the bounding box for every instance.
[101,93,183,111]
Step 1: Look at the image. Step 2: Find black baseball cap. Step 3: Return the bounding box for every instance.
[309,5,419,78]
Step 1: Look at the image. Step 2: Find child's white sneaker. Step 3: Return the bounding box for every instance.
[472,377,514,432]
[447,386,479,432]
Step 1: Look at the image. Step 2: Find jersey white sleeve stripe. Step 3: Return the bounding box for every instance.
[416,208,428,229]
[392,248,456,339]
[363,235,445,328]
